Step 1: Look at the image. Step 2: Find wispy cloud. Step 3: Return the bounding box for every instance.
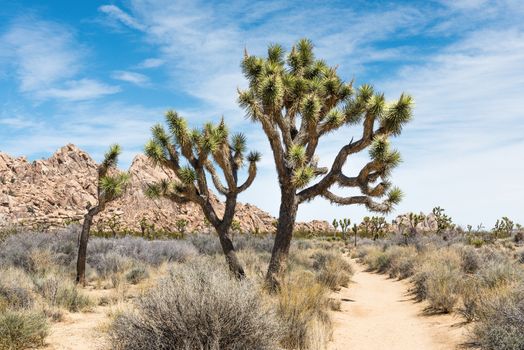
[38,79,121,101]
[98,4,146,31]
[136,58,164,69]
[112,70,150,86]
[0,17,120,101]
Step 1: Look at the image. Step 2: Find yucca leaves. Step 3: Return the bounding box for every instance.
[247,151,261,163]
[101,144,121,170]
[381,93,414,136]
[144,140,167,165]
[231,133,247,153]
[292,166,315,188]
[99,172,130,201]
[288,144,306,167]
[178,166,196,185]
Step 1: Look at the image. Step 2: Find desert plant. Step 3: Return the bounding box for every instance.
[76,144,130,285]
[0,310,48,350]
[277,272,332,349]
[125,264,149,285]
[471,286,524,350]
[492,216,514,239]
[311,250,353,290]
[110,260,280,350]
[432,206,454,236]
[239,39,412,289]
[145,113,261,279]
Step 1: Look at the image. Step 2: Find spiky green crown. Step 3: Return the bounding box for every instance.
[239,39,413,136]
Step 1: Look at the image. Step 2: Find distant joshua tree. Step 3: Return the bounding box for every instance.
[239,39,412,289]
[76,145,130,285]
[145,112,261,279]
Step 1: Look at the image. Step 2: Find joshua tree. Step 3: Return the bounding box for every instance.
[369,216,388,241]
[351,224,359,247]
[239,39,412,288]
[145,112,260,279]
[76,145,130,285]
[339,218,351,240]
[492,217,514,239]
[332,219,339,237]
[432,206,454,236]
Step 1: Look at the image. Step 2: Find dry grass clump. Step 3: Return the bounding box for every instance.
[0,309,48,350]
[470,285,524,350]
[34,276,93,312]
[110,258,281,350]
[311,250,353,291]
[277,271,332,350]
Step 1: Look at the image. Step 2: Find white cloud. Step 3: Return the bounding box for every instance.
[112,70,150,86]
[38,79,121,101]
[136,58,164,69]
[0,18,81,92]
[98,5,146,31]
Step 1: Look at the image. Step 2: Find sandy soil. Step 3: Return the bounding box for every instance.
[328,259,468,350]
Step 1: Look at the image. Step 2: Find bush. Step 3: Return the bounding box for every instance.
[125,265,149,285]
[471,286,524,350]
[110,259,280,350]
[34,276,92,312]
[0,268,34,311]
[311,251,353,291]
[460,245,480,274]
[425,264,461,313]
[0,310,48,350]
[277,272,332,350]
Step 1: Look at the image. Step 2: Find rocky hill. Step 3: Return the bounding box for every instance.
[0,144,329,234]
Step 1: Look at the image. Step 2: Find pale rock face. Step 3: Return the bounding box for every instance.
[0,145,329,234]
[391,212,438,233]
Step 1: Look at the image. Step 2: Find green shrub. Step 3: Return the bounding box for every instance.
[0,310,48,350]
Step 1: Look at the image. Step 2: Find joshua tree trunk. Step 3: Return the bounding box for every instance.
[217,226,245,279]
[76,206,100,286]
[266,190,298,291]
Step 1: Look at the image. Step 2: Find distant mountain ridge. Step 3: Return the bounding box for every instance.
[0,144,329,234]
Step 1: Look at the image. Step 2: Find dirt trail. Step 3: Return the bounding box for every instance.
[328,260,467,350]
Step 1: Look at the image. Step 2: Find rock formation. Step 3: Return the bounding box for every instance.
[0,144,329,234]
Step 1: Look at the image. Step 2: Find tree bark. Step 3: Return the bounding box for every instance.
[217,227,245,280]
[266,189,298,291]
[76,206,99,286]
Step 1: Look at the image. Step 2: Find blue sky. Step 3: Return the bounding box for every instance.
[1,0,523,227]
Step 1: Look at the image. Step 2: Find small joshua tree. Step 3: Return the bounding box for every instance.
[332,219,339,237]
[351,224,359,247]
[145,111,260,279]
[432,206,454,236]
[369,216,387,241]
[76,145,129,285]
[339,218,351,240]
[239,39,412,288]
[492,217,514,239]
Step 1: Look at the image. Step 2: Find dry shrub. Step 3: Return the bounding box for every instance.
[471,285,524,350]
[311,250,353,291]
[277,271,332,350]
[110,259,280,350]
[459,245,481,274]
[0,309,48,350]
[0,268,34,311]
[386,246,418,279]
[125,264,149,285]
[34,276,93,312]
[412,248,463,312]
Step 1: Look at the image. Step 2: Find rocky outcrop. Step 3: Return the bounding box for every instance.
[0,144,329,234]
[390,212,438,233]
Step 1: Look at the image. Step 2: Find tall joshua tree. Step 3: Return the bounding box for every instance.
[144,111,261,279]
[238,39,413,289]
[76,145,129,285]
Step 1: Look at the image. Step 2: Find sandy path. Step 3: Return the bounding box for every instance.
[328,260,466,350]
